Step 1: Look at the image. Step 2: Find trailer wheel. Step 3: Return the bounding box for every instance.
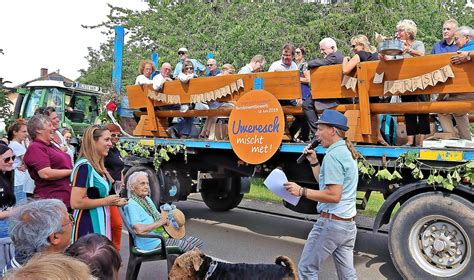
[124,166,161,207]
[389,192,473,279]
[201,177,244,212]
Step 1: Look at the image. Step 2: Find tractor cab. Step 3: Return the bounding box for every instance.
[16,80,106,136]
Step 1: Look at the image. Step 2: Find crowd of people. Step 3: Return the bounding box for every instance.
[0,17,472,280]
[0,108,203,278]
[136,19,474,145]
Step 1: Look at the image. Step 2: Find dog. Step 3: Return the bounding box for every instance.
[169,248,298,280]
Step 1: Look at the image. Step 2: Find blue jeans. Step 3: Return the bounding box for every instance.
[298,217,357,280]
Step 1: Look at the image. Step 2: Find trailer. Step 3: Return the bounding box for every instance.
[119,51,473,279]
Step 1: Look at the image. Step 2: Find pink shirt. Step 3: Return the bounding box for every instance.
[24,139,73,207]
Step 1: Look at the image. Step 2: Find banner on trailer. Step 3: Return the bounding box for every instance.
[228,89,284,164]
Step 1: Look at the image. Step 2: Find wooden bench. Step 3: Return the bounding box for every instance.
[127,53,474,142]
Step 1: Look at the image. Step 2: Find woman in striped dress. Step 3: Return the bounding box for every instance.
[70,125,127,241]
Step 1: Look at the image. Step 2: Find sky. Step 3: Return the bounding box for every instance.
[0,0,149,86]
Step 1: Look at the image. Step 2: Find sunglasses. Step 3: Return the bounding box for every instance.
[3,156,16,163]
[351,45,357,48]
[178,52,186,55]
[207,64,214,66]
[295,51,302,54]
[111,133,121,138]
[185,67,194,70]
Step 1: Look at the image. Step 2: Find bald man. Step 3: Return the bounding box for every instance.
[152,62,173,91]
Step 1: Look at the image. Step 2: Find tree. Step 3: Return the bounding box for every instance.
[78,1,474,91]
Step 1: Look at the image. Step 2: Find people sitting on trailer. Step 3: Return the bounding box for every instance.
[166,60,197,139]
[173,47,205,79]
[389,19,430,146]
[135,60,155,85]
[124,171,204,252]
[238,54,266,74]
[342,35,389,146]
[206,58,221,76]
[199,64,236,139]
[439,26,474,140]
[303,38,344,137]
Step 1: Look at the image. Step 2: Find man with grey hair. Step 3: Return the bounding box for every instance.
[431,19,458,54]
[303,37,344,136]
[238,54,266,74]
[206,58,221,76]
[3,199,73,274]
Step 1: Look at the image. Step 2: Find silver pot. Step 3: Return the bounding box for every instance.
[378,40,404,56]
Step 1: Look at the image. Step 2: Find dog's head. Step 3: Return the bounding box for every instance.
[169,248,204,280]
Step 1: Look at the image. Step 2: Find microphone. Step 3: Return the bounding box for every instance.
[296,138,320,164]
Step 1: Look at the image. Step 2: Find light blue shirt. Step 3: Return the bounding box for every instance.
[238,64,253,74]
[125,198,161,251]
[173,58,205,78]
[317,140,358,218]
[268,59,298,72]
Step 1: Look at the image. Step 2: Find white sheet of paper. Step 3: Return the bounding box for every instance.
[264,169,300,206]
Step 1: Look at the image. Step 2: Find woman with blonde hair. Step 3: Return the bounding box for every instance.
[135,59,155,85]
[342,35,388,145]
[70,125,127,242]
[394,19,429,146]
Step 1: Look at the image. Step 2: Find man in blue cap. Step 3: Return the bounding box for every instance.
[285,109,359,279]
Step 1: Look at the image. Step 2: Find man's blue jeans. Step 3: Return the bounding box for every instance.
[298,217,357,280]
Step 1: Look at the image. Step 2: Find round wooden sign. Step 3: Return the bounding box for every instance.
[228,89,284,164]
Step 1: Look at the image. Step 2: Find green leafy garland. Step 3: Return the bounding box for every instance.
[116,141,187,171]
[358,152,474,191]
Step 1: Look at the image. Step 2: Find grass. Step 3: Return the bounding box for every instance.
[244,178,399,218]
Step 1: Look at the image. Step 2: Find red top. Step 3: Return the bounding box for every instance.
[24,139,73,207]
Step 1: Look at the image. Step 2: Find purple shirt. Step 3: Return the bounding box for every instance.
[24,139,73,207]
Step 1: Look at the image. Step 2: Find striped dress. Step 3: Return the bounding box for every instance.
[70,158,111,241]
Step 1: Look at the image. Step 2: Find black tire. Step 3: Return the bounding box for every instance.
[201,177,244,212]
[389,192,473,280]
[124,166,161,208]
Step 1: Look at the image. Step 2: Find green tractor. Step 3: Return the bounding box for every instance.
[15,80,107,136]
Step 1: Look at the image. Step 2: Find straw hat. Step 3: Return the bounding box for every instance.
[162,208,186,240]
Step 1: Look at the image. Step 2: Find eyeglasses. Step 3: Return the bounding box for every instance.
[185,67,194,70]
[178,52,186,55]
[396,29,405,33]
[111,133,121,138]
[62,213,75,227]
[3,156,15,163]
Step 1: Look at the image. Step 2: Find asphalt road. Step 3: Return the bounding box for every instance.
[118,199,401,280]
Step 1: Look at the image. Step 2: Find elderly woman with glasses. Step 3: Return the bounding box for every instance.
[70,125,127,242]
[23,115,73,209]
[380,19,428,146]
[124,171,203,252]
[135,60,155,86]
